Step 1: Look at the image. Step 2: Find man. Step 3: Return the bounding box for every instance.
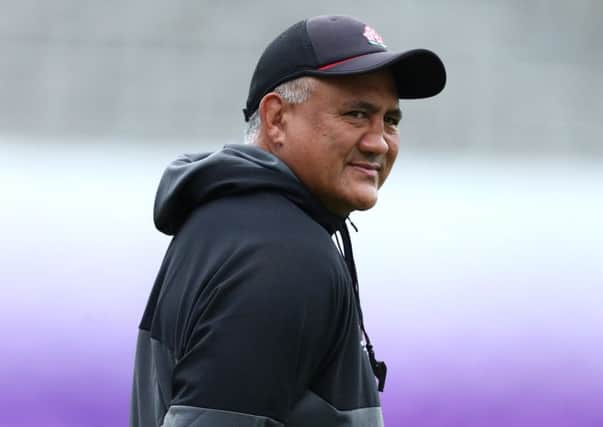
[131,15,445,427]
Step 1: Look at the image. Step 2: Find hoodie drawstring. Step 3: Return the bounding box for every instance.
[339,218,387,392]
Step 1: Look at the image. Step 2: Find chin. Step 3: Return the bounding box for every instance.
[352,202,377,212]
[348,193,378,212]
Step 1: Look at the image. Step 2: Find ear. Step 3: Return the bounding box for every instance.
[259,93,287,150]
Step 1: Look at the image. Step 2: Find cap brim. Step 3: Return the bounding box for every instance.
[311,49,446,99]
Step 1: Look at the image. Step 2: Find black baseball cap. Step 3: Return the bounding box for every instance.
[243,15,446,121]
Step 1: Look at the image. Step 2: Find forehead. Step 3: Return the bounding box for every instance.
[312,69,399,107]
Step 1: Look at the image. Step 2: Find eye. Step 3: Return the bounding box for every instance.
[346,110,368,120]
[385,112,402,127]
[384,116,400,127]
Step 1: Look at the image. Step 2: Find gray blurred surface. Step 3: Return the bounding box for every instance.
[1,0,601,156]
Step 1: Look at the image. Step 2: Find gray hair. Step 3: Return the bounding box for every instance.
[244,77,314,145]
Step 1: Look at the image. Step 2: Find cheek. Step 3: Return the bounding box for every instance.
[315,129,350,171]
[386,136,400,162]
[380,139,400,184]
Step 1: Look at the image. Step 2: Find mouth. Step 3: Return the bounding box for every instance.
[348,161,382,178]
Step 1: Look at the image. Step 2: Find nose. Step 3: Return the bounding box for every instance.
[358,119,389,155]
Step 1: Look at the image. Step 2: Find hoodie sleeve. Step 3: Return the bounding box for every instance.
[163,234,352,427]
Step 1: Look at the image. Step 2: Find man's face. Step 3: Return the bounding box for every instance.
[279,69,401,216]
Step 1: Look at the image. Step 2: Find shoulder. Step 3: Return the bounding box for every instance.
[179,191,342,264]
[171,190,350,305]
[147,190,355,359]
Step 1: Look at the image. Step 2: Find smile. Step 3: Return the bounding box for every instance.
[348,162,381,178]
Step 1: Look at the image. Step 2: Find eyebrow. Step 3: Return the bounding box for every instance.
[344,100,402,119]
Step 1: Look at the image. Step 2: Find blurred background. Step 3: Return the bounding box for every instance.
[1,1,601,426]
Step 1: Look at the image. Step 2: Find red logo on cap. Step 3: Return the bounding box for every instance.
[363,25,386,48]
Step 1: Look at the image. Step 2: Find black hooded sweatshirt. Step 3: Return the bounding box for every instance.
[130,144,384,427]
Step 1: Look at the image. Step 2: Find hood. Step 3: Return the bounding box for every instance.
[153,144,344,236]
